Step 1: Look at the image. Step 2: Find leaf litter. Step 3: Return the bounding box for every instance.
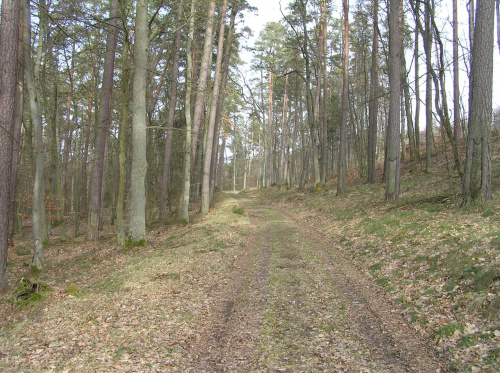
[1,163,499,371]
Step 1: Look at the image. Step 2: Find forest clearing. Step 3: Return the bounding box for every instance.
[1,151,500,371]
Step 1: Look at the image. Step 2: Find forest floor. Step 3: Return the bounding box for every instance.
[1,150,500,372]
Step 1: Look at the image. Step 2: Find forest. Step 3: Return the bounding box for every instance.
[0,0,500,370]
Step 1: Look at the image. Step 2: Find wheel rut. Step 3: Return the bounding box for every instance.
[184,206,272,372]
[183,197,445,372]
[277,205,445,372]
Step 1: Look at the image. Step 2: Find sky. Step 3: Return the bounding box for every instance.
[241,0,500,114]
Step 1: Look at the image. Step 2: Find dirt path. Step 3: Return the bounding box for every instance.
[181,196,444,372]
[1,193,446,372]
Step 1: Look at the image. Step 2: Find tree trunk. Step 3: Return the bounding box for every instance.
[278,72,289,184]
[201,0,228,214]
[337,0,349,196]
[179,0,197,222]
[424,0,434,173]
[267,67,274,187]
[0,0,21,290]
[385,0,401,201]
[159,0,183,220]
[462,0,495,206]
[116,14,131,245]
[23,0,45,269]
[129,0,149,242]
[320,0,328,185]
[212,4,238,197]
[453,0,462,142]
[86,0,119,240]
[82,50,97,216]
[401,36,416,161]
[367,0,379,183]
[414,0,421,159]
[190,1,216,164]
[9,19,24,242]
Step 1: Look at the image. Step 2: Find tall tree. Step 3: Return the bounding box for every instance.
[278,72,289,184]
[453,0,461,142]
[179,0,197,222]
[116,0,131,245]
[266,63,274,187]
[320,0,328,185]
[367,0,379,183]
[129,0,149,242]
[86,0,119,240]
[190,1,216,163]
[337,0,349,195]
[9,20,24,242]
[413,0,421,158]
[0,0,21,289]
[462,0,495,206]
[159,0,184,221]
[179,0,216,221]
[385,0,401,201]
[201,0,229,214]
[424,0,434,173]
[23,0,45,269]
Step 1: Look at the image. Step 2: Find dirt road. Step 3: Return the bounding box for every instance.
[1,192,445,372]
[181,195,443,372]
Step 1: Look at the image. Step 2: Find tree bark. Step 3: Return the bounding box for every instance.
[116,7,131,245]
[86,0,119,240]
[462,0,495,206]
[0,0,21,290]
[179,0,197,222]
[337,0,349,196]
[9,17,24,242]
[424,0,434,173]
[367,0,379,183]
[267,67,274,187]
[385,0,401,201]
[212,4,238,197]
[401,32,416,161]
[159,0,183,220]
[278,72,289,185]
[320,0,328,185]
[453,0,462,142]
[201,0,228,214]
[129,0,149,242]
[190,1,216,164]
[414,0,421,159]
[23,0,45,269]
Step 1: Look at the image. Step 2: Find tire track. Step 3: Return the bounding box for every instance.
[276,205,445,372]
[184,206,272,372]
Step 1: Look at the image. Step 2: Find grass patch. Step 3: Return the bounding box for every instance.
[434,323,464,338]
[375,277,390,287]
[64,284,80,294]
[14,278,52,309]
[124,237,146,251]
[232,206,245,215]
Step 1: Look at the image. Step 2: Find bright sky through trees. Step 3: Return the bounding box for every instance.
[243,0,500,111]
